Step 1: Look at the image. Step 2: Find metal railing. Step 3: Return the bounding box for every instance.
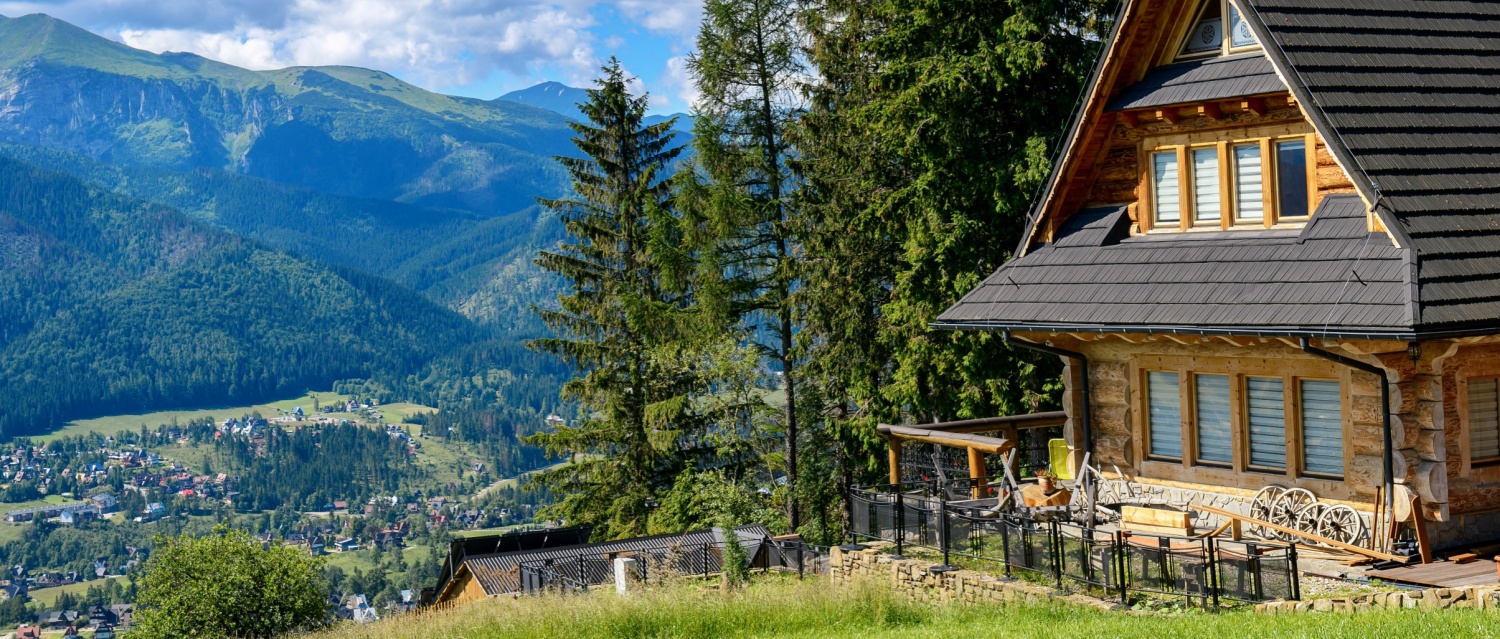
[849,479,1299,607]
[518,537,830,594]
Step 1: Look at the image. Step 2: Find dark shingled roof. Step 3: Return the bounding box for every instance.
[953,0,1500,338]
[937,195,1410,335]
[1106,52,1284,112]
[1241,0,1500,330]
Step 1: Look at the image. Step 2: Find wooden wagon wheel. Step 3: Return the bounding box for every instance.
[1318,504,1367,546]
[1293,502,1329,545]
[1248,485,1285,538]
[1268,488,1316,541]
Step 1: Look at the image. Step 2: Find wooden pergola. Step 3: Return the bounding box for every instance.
[877,412,1067,497]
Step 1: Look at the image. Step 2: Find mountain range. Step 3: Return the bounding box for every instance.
[0,12,694,435]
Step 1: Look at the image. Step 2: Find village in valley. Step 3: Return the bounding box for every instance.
[0,394,556,637]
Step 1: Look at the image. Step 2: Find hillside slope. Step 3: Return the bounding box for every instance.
[0,13,575,216]
[0,155,472,436]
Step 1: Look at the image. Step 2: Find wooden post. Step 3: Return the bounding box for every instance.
[887,438,902,486]
[1412,495,1433,565]
[967,447,986,499]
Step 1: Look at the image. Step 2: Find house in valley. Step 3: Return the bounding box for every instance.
[935,0,1500,549]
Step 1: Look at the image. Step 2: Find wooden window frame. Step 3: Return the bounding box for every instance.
[1139,126,1317,233]
[1129,354,1353,498]
[1172,0,1262,63]
[1458,367,1500,475]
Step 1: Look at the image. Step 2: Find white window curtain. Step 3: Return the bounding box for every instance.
[1196,374,1232,464]
[1470,378,1500,460]
[1149,371,1183,459]
[1300,380,1343,477]
[1153,152,1180,225]
[1233,144,1263,222]
[1246,377,1285,469]
[1192,148,1220,223]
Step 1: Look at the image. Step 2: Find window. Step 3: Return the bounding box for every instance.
[1142,132,1315,232]
[1300,380,1343,478]
[1246,377,1285,471]
[1152,152,1181,226]
[1179,0,1258,59]
[1196,374,1232,465]
[1232,144,1263,223]
[1192,148,1220,224]
[1469,377,1500,463]
[1148,371,1182,460]
[1276,140,1309,219]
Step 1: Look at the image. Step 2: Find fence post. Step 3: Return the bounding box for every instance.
[703,544,710,579]
[1288,543,1300,601]
[797,542,805,579]
[1000,515,1012,579]
[1051,520,1062,589]
[1207,536,1219,609]
[894,486,906,559]
[939,489,952,569]
[1115,531,1128,606]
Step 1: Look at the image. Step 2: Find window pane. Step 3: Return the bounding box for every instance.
[1192,148,1220,223]
[1229,4,1258,48]
[1183,1,1224,54]
[1233,144,1263,222]
[1470,378,1500,460]
[1276,140,1308,218]
[1153,152,1180,225]
[1196,374,1232,465]
[1300,380,1343,477]
[1247,377,1285,470]
[1149,372,1183,459]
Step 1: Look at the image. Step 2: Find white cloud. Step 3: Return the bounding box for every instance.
[660,55,699,112]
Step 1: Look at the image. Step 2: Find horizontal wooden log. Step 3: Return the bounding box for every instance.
[1123,505,1190,528]
[877,426,1014,456]
[1193,504,1408,563]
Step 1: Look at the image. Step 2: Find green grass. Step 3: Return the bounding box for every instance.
[27,577,124,608]
[39,390,353,441]
[304,577,1500,639]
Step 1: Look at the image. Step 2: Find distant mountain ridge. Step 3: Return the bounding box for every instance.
[0,13,576,217]
[498,81,695,133]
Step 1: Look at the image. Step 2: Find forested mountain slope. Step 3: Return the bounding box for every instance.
[0,13,575,216]
[0,143,565,330]
[0,155,472,437]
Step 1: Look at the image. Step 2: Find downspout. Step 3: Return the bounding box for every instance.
[1001,331,1093,466]
[1299,338,1394,532]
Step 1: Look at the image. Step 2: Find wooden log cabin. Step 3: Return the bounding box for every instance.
[935,0,1500,547]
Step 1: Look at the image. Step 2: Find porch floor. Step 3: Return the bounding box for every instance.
[1366,559,1499,588]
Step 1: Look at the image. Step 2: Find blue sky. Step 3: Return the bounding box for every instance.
[0,0,700,113]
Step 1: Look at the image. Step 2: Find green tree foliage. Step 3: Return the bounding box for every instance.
[684,0,809,531]
[526,60,700,540]
[132,528,328,639]
[794,0,1115,483]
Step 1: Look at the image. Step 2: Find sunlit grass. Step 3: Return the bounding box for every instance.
[304,575,1500,639]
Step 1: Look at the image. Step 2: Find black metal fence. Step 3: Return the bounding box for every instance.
[518,538,830,594]
[849,481,1299,607]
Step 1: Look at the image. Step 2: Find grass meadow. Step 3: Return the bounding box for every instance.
[305,577,1500,639]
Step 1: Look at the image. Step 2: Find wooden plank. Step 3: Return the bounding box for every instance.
[1450,552,1482,564]
[1193,504,1408,563]
[1123,505,1191,528]
[1413,495,1434,564]
[1122,521,1195,538]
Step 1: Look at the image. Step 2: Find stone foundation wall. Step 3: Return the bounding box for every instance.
[1258,586,1500,614]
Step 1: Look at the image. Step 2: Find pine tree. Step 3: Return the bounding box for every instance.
[796,0,1115,484]
[684,0,808,531]
[526,60,696,540]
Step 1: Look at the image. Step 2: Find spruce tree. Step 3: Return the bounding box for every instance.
[684,0,807,531]
[526,60,694,540]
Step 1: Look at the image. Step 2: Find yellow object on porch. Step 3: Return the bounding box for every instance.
[1048,438,1072,480]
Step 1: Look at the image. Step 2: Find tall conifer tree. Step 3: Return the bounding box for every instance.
[526,60,692,540]
[684,0,807,530]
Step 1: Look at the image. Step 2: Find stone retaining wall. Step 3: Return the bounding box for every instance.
[1257,586,1500,614]
[830,544,1122,612]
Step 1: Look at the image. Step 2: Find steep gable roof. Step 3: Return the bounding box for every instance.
[955,0,1500,338]
[1241,0,1500,331]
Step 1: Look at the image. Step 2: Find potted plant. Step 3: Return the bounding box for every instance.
[1035,469,1058,494]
